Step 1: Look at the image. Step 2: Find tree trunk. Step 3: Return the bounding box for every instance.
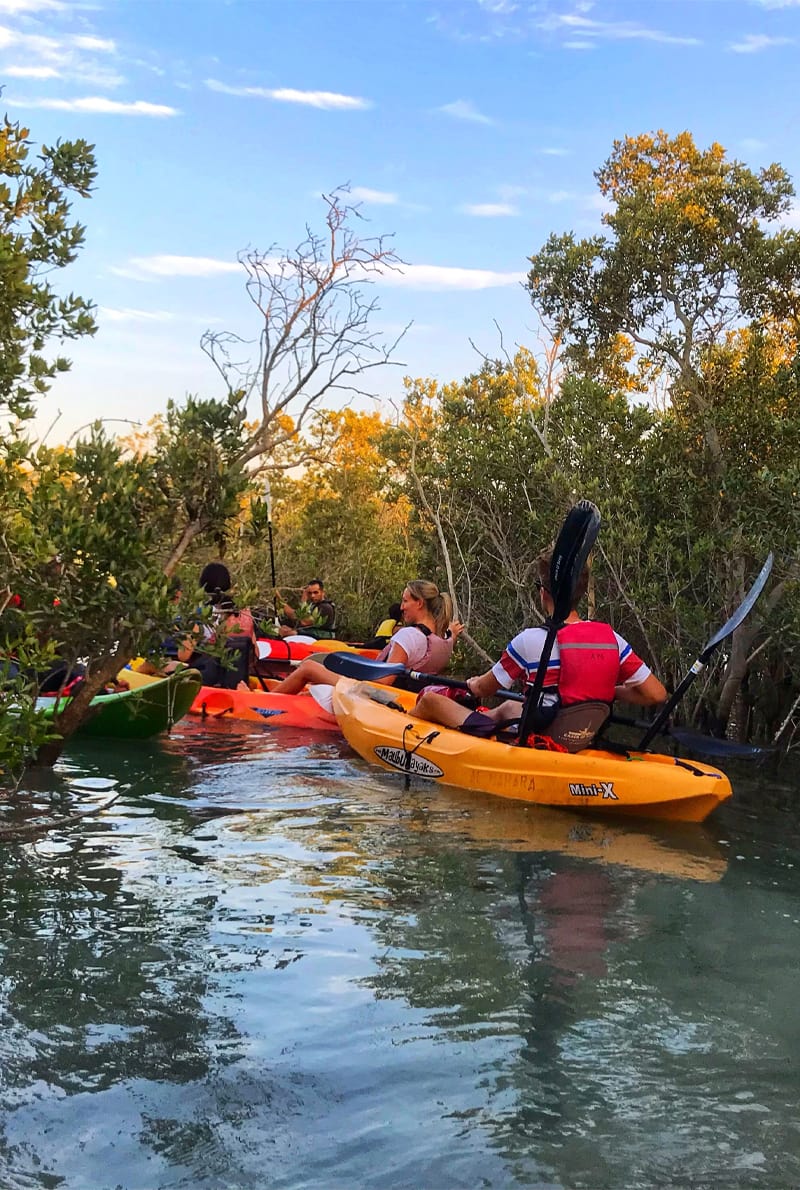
[34,636,133,767]
[164,518,207,578]
[714,622,757,735]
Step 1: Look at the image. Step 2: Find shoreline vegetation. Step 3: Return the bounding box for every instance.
[3,123,800,779]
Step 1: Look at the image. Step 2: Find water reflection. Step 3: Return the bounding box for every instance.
[0,720,797,1189]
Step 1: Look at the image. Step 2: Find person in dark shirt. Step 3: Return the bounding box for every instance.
[278,578,336,640]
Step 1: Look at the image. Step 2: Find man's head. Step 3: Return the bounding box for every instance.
[304,579,326,605]
[535,547,589,610]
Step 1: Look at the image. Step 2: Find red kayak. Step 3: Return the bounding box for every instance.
[254,637,379,679]
[189,684,339,731]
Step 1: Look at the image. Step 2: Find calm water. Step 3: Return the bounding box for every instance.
[1,718,799,1190]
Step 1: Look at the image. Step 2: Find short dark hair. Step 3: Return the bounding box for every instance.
[388,602,402,620]
[306,578,324,590]
[536,547,590,608]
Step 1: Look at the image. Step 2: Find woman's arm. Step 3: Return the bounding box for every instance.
[380,640,410,684]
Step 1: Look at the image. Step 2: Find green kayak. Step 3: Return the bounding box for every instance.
[37,668,202,740]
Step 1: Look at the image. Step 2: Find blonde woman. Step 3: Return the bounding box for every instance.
[270,580,457,699]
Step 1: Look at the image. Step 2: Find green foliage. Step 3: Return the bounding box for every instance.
[229,409,419,639]
[0,423,237,779]
[0,116,96,420]
[528,131,800,393]
[145,393,251,568]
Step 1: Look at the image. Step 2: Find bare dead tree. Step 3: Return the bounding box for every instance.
[201,188,410,474]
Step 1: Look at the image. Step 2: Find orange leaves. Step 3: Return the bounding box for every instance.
[597,131,732,238]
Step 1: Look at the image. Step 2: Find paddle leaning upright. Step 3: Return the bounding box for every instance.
[515,500,601,745]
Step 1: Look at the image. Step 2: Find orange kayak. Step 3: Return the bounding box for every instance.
[189,684,339,731]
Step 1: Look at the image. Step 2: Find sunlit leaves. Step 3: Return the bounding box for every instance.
[0,119,97,420]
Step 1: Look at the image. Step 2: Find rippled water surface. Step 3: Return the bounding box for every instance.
[1,717,799,1189]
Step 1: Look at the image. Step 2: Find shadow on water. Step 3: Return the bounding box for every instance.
[0,719,798,1188]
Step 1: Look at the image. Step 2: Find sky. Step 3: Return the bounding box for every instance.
[3,0,800,443]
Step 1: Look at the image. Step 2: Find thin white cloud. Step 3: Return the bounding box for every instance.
[0,0,62,10]
[539,146,571,156]
[100,307,174,323]
[439,99,494,125]
[4,63,60,77]
[478,0,518,11]
[0,24,111,54]
[541,12,701,46]
[205,78,371,110]
[740,137,768,151]
[0,23,124,86]
[8,95,178,116]
[564,40,595,49]
[72,34,115,53]
[114,252,522,291]
[755,0,800,7]
[461,202,518,217]
[728,33,792,51]
[381,263,525,291]
[119,255,242,279]
[351,186,399,205]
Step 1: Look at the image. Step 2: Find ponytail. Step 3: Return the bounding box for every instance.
[406,579,453,638]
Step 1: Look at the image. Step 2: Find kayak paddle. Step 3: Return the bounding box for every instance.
[516,499,601,745]
[637,552,774,750]
[609,714,770,759]
[321,653,767,759]
[321,651,525,701]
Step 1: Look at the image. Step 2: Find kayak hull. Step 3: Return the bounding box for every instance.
[39,669,202,739]
[189,685,338,731]
[332,678,733,823]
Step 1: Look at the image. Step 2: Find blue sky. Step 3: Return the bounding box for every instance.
[3,0,800,442]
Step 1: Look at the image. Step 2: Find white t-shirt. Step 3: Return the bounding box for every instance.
[386,625,434,671]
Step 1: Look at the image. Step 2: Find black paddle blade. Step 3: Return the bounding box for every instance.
[668,726,771,760]
[322,652,406,681]
[550,500,602,624]
[703,552,774,658]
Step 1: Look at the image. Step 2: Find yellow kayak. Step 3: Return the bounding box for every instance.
[332,678,733,823]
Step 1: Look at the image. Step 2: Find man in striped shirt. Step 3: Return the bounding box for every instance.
[413,548,666,735]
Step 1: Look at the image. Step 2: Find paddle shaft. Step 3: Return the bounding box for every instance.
[517,500,601,744]
[262,477,279,622]
[638,552,774,750]
[320,652,525,701]
[611,713,767,759]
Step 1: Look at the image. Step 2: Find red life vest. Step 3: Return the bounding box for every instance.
[555,620,619,706]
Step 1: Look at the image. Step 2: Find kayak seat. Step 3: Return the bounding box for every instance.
[545,701,611,753]
[462,700,610,753]
[363,685,404,712]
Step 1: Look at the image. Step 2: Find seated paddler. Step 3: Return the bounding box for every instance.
[270,580,458,702]
[412,548,666,746]
[277,578,337,640]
